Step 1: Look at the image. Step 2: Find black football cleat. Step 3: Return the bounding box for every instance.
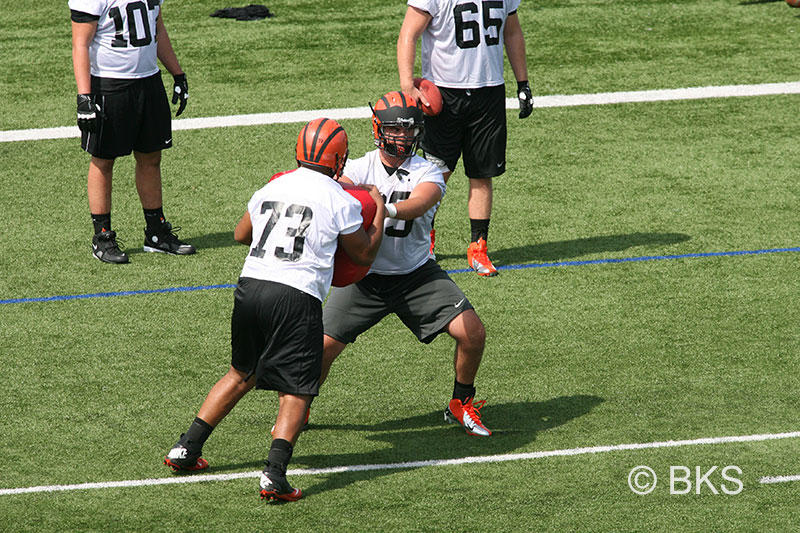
[164,440,209,472]
[143,221,196,255]
[259,470,302,502]
[92,230,129,264]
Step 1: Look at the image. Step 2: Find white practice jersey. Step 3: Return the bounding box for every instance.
[344,151,446,275]
[240,168,364,302]
[69,0,162,78]
[408,0,521,88]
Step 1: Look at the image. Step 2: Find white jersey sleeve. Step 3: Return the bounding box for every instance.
[69,0,162,79]
[239,167,363,301]
[408,0,521,88]
[344,151,445,275]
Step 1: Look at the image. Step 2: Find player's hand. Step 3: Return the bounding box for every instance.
[172,73,189,116]
[77,94,104,133]
[364,185,386,211]
[411,86,429,110]
[517,81,533,119]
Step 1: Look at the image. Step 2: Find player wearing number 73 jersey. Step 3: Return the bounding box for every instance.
[164,119,385,502]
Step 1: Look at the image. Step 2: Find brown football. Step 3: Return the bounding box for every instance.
[413,77,443,116]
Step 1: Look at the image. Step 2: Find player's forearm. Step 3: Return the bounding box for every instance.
[234,212,253,244]
[397,37,417,94]
[71,22,94,93]
[363,220,384,264]
[397,8,428,93]
[504,17,529,83]
[391,197,434,220]
[72,48,92,94]
[156,16,183,75]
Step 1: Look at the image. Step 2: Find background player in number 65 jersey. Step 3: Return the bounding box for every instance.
[398,0,533,277]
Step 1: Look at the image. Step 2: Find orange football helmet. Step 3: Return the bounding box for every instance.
[370,91,424,158]
[296,118,349,178]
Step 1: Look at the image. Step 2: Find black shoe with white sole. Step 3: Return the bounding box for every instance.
[92,230,129,264]
[143,222,196,255]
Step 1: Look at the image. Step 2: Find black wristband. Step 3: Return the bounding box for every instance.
[77,94,91,104]
[517,81,530,92]
[173,73,186,82]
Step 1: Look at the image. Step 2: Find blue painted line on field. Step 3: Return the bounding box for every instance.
[2,246,798,305]
[447,246,800,274]
[0,283,236,305]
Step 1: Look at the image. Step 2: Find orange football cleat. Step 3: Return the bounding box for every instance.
[445,397,492,437]
[466,238,497,276]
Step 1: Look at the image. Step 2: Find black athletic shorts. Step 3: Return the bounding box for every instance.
[231,277,323,396]
[323,259,474,345]
[420,84,507,179]
[81,72,172,159]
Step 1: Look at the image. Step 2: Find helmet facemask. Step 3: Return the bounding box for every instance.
[377,119,422,158]
[370,92,425,160]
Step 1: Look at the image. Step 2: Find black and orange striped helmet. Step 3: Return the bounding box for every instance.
[295,118,349,178]
[370,91,424,158]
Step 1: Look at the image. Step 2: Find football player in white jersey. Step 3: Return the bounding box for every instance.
[70,0,194,264]
[164,119,385,502]
[398,0,533,277]
[320,92,493,437]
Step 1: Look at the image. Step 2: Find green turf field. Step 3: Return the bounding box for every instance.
[1,0,799,531]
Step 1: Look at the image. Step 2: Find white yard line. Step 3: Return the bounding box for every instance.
[2,430,798,496]
[3,82,799,143]
[760,474,800,484]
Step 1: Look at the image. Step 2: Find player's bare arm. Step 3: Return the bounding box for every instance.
[156,12,189,116]
[503,13,529,85]
[397,6,432,105]
[234,211,253,245]
[504,12,533,119]
[390,182,442,220]
[71,20,97,94]
[339,192,385,266]
[155,13,182,75]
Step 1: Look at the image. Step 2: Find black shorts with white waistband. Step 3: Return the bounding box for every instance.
[81,72,172,159]
[419,84,507,179]
[231,277,323,396]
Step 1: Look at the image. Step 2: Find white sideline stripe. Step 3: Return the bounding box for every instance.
[2,430,798,496]
[3,82,800,143]
[760,474,800,484]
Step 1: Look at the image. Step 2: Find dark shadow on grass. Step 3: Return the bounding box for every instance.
[292,395,605,497]
[738,0,782,5]
[186,231,240,250]
[201,395,603,479]
[126,231,239,255]
[437,232,690,265]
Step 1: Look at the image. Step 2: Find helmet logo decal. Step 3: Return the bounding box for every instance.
[313,126,345,162]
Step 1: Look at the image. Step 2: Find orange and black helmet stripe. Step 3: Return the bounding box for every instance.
[299,118,346,162]
[296,118,349,176]
[374,91,415,113]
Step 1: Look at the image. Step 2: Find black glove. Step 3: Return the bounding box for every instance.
[172,73,188,116]
[76,94,102,133]
[517,81,533,119]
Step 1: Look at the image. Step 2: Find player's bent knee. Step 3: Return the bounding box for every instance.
[450,310,486,348]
